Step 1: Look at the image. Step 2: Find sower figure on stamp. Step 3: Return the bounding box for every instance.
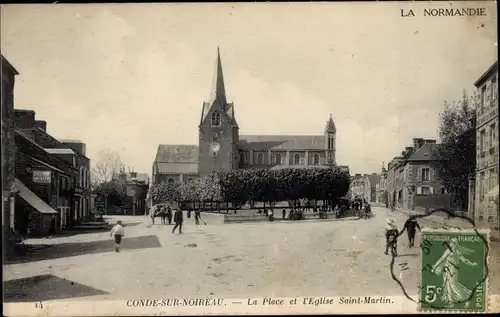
[172,208,183,234]
[403,212,421,247]
[384,218,399,256]
[110,220,124,252]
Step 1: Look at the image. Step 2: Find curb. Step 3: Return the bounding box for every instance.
[224,216,361,224]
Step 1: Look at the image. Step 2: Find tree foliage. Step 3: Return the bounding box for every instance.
[149,167,350,207]
[432,90,476,208]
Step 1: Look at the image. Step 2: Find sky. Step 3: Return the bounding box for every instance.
[1,2,497,176]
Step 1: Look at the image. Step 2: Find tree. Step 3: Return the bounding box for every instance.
[432,90,477,210]
[150,182,181,205]
[91,150,124,189]
[91,150,126,213]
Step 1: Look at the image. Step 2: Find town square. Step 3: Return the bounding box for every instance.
[1,2,499,315]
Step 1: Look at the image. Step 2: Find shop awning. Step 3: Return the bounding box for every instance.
[14,179,58,214]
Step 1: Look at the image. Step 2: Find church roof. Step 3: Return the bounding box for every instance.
[238,135,325,151]
[199,48,238,127]
[154,145,199,163]
[325,114,336,133]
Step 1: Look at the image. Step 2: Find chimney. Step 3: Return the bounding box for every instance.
[405,146,413,153]
[14,109,36,129]
[34,120,47,131]
[355,173,361,177]
[130,172,137,179]
[424,139,437,144]
[401,151,406,157]
[372,173,378,175]
[62,141,86,156]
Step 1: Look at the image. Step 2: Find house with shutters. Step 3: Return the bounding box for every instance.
[152,48,348,184]
[386,138,453,211]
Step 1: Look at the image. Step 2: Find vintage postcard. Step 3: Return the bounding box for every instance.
[1,1,499,316]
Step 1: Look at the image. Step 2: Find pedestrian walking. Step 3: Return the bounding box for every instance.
[364,203,371,219]
[403,212,421,247]
[282,209,286,220]
[384,218,399,256]
[166,205,173,225]
[172,208,184,234]
[110,220,125,252]
[150,206,156,225]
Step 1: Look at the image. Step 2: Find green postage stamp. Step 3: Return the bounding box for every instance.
[419,228,490,313]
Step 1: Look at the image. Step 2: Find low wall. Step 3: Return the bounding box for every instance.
[181,211,225,225]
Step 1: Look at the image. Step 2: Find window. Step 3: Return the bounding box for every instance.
[275,153,282,165]
[313,153,320,165]
[441,187,446,195]
[257,153,264,165]
[489,168,497,192]
[480,172,485,202]
[491,76,497,101]
[480,129,486,152]
[481,85,487,109]
[421,168,430,181]
[211,111,221,126]
[168,178,175,184]
[421,186,431,195]
[239,152,245,166]
[489,123,496,148]
[293,154,300,165]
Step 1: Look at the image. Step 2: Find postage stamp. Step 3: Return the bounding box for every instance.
[419,228,490,313]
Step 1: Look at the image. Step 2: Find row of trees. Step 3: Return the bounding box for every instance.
[150,167,350,210]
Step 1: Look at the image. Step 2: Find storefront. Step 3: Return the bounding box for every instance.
[14,178,59,237]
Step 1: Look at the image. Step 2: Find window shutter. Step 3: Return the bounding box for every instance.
[429,168,433,181]
[417,186,422,195]
[418,167,422,181]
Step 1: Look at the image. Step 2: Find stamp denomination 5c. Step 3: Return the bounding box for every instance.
[419,228,490,313]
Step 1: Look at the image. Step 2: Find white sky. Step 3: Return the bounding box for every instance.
[1,2,497,176]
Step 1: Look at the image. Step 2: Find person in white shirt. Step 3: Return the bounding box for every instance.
[110,220,125,252]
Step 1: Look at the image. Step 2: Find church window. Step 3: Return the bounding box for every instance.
[239,152,245,166]
[257,153,264,165]
[313,153,320,165]
[275,153,282,165]
[211,111,221,126]
[293,154,301,165]
[168,178,175,184]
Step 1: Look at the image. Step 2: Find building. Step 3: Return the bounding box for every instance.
[473,61,498,240]
[349,174,365,201]
[1,54,19,247]
[376,165,388,205]
[13,109,91,234]
[364,173,380,203]
[152,49,342,184]
[386,138,452,211]
[14,130,74,236]
[118,171,149,215]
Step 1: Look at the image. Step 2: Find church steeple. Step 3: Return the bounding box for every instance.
[325,114,336,133]
[209,47,227,107]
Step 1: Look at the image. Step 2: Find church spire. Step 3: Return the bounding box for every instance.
[209,47,227,106]
[325,114,336,133]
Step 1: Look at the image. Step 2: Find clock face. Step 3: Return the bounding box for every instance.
[210,142,220,154]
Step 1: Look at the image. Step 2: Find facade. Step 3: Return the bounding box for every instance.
[386,138,452,211]
[349,174,365,200]
[1,55,19,246]
[364,173,380,203]
[153,49,342,184]
[14,130,75,236]
[118,171,149,215]
[473,61,499,240]
[13,109,91,235]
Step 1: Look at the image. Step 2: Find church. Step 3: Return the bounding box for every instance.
[152,49,346,185]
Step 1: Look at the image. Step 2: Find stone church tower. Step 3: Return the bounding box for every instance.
[324,114,336,165]
[198,48,239,176]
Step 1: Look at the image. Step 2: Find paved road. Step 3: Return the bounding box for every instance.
[1,208,442,302]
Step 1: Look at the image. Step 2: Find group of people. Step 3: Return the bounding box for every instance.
[149,205,190,234]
